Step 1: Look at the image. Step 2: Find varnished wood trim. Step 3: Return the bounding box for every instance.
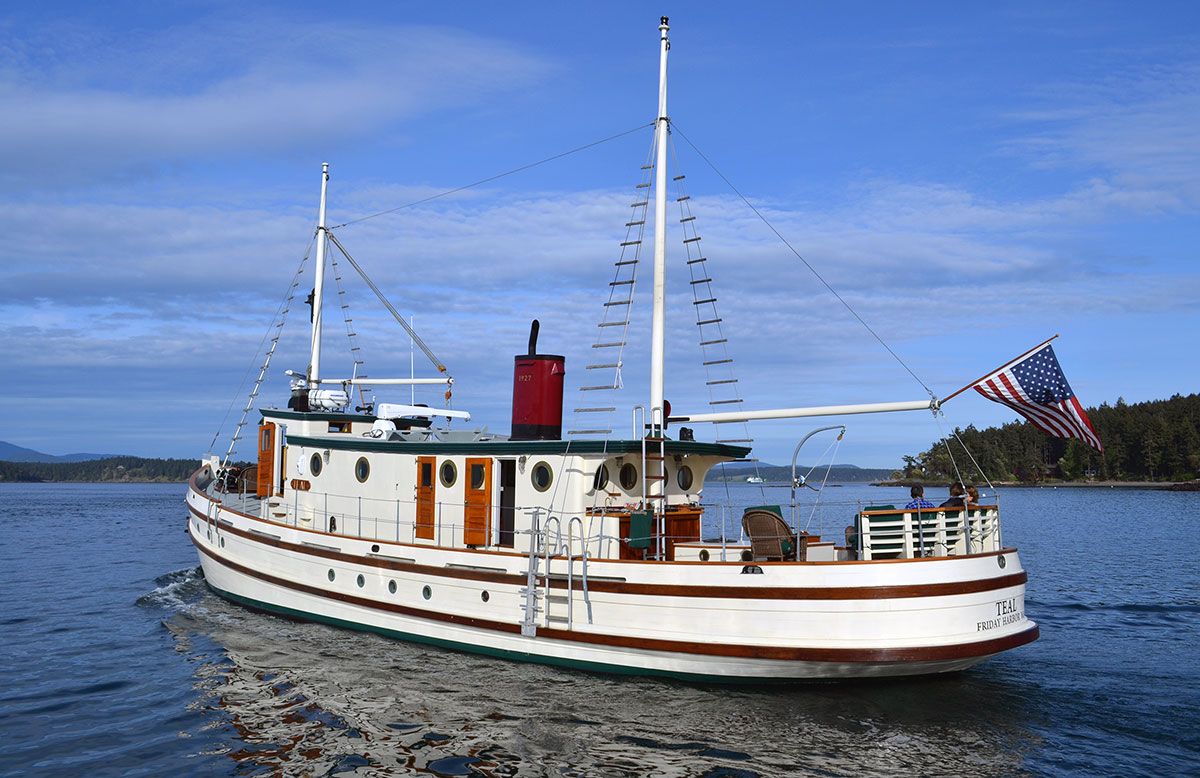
[193,538,1039,663]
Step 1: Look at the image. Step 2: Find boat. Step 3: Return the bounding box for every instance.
[186,17,1038,681]
[746,476,765,484]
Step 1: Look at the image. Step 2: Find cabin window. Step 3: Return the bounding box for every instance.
[309,453,323,477]
[531,462,553,492]
[619,463,638,491]
[420,461,433,487]
[328,422,351,433]
[592,464,610,492]
[440,461,458,487]
[355,457,370,483]
[471,463,487,490]
[677,466,694,490]
[260,428,271,450]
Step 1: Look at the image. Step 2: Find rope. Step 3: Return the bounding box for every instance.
[330,123,655,229]
[670,123,935,399]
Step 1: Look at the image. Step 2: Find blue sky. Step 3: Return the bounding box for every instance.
[2,2,1197,468]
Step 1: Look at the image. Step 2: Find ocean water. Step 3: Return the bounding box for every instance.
[0,481,1197,777]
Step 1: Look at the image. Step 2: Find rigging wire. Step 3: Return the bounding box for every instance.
[330,123,655,229]
[205,236,315,460]
[670,123,936,400]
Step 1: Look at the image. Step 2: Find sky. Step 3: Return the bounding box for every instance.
[2,1,1198,468]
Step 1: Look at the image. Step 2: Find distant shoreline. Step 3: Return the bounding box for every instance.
[875,479,1200,492]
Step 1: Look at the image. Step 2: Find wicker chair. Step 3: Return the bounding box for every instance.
[742,509,806,562]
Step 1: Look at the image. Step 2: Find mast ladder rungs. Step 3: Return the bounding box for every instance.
[676,195,691,202]
[586,363,621,369]
[686,257,707,265]
[679,216,696,223]
[640,164,653,170]
[604,300,632,306]
[631,201,649,207]
[615,260,638,266]
[636,182,651,188]
[690,278,712,285]
[581,385,619,391]
[693,298,717,306]
[700,338,728,346]
[696,318,723,325]
[568,429,613,435]
[626,220,645,227]
[574,408,616,413]
[683,237,702,244]
[593,342,626,348]
[703,358,733,365]
[709,398,743,404]
[644,475,667,481]
[597,321,627,327]
[707,379,739,385]
[673,175,686,181]
[620,241,642,247]
[610,280,634,286]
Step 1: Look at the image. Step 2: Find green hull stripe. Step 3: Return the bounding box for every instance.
[206,582,781,684]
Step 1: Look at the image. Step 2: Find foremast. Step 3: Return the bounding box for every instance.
[649,16,670,432]
[308,163,330,388]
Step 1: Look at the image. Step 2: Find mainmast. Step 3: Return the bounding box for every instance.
[308,163,330,388]
[650,16,670,430]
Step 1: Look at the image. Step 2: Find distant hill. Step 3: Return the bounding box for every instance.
[0,440,125,463]
[0,456,197,483]
[706,463,894,483]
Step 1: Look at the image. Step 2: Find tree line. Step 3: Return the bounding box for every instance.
[897,393,1200,483]
[0,457,199,483]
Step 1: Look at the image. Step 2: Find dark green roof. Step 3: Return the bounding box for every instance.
[283,434,750,459]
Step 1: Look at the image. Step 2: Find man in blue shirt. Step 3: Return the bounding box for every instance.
[905,485,935,509]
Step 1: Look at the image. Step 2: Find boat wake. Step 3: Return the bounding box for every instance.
[134,566,207,611]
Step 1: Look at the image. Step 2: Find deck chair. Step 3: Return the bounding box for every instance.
[742,508,806,562]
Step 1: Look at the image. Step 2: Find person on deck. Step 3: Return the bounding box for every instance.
[966,485,980,505]
[940,482,966,508]
[905,485,935,510]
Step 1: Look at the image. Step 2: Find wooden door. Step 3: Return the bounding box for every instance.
[416,456,436,540]
[464,458,492,547]
[256,423,275,498]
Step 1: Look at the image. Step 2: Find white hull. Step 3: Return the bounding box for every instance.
[188,474,1037,681]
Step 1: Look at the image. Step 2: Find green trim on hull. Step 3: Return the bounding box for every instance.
[205,581,798,684]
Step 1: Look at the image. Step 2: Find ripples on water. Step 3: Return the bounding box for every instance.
[1,482,1197,777]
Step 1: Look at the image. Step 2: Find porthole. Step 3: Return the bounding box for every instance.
[355,457,370,483]
[422,585,432,600]
[219,537,225,548]
[998,555,1007,569]
[356,574,365,588]
[531,462,553,492]
[699,549,710,562]
[592,464,610,492]
[310,453,323,477]
[471,463,486,490]
[740,549,754,563]
[439,461,458,487]
[371,544,380,553]
[388,580,397,594]
[481,591,490,603]
[327,569,336,582]
[619,463,638,491]
[677,465,694,491]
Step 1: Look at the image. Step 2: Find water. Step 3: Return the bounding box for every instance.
[1,481,1197,777]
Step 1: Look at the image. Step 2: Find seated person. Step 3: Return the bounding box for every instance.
[905,485,935,510]
[940,482,966,508]
[966,485,980,505]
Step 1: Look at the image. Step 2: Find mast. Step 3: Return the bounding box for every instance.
[650,16,670,429]
[308,163,330,388]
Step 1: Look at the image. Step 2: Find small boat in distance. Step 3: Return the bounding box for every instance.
[746,476,765,484]
[186,17,1037,681]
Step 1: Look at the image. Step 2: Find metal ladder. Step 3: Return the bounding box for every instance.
[519,515,594,634]
[636,406,669,559]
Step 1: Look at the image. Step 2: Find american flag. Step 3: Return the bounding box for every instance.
[974,343,1103,451]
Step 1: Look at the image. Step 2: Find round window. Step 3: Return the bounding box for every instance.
[439,461,457,487]
[309,453,323,476]
[470,463,486,490]
[619,463,638,491]
[422,585,432,600]
[355,457,370,483]
[677,465,694,491]
[388,579,397,594]
[531,462,553,492]
[592,464,610,492]
[356,574,365,588]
